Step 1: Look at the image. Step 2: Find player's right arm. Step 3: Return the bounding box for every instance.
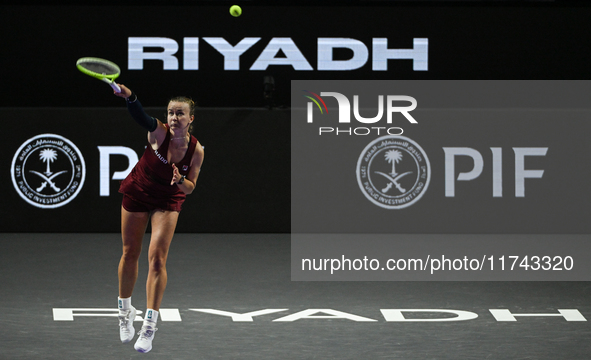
[115,83,167,148]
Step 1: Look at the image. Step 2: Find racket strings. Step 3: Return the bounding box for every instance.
[79,62,118,76]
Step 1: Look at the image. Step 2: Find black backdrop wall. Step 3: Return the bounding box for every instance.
[2,3,590,232]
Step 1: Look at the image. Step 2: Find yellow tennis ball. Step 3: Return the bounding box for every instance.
[230,5,242,17]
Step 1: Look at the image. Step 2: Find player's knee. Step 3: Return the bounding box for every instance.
[121,246,141,263]
[148,254,167,273]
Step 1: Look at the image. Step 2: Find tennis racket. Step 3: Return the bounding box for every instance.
[76,57,121,93]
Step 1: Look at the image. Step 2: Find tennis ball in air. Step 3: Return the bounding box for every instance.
[230,5,242,17]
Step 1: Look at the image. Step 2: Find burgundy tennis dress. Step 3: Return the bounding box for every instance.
[119,125,198,212]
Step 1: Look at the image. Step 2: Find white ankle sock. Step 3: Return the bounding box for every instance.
[118,297,131,313]
[144,309,159,325]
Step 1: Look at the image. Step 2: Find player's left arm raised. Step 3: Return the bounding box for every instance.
[171,141,204,194]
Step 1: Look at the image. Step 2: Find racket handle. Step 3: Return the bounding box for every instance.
[110,82,121,93]
[101,78,121,93]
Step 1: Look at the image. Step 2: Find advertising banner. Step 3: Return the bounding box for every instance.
[3,108,290,233]
[3,5,591,109]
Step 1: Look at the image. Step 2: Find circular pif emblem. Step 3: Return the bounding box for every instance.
[11,134,86,209]
[356,135,430,209]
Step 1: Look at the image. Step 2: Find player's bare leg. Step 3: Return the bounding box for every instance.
[118,207,149,343]
[134,209,178,353]
[119,207,150,298]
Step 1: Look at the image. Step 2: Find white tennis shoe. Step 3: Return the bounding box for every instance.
[118,306,137,343]
[134,324,158,353]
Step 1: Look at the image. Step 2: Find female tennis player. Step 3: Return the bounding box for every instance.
[113,84,204,353]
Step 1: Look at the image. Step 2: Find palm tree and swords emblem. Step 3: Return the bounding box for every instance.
[30,148,67,193]
[375,149,413,194]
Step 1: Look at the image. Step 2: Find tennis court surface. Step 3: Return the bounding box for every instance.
[2,233,590,359]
